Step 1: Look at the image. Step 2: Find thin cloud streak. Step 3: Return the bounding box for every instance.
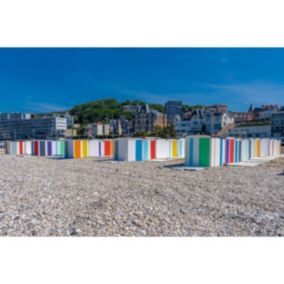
[116,81,284,111]
[19,81,284,113]
[206,81,284,106]
[26,102,69,113]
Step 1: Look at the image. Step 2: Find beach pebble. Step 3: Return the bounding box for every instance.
[0,154,283,236]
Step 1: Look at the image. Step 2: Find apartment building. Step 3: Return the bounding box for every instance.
[65,114,74,128]
[229,119,271,138]
[0,112,31,121]
[0,116,67,140]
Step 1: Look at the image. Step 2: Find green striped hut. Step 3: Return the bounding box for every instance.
[185,135,212,167]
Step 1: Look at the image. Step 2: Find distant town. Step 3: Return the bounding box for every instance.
[0,99,284,143]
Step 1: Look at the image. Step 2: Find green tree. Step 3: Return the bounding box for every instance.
[149,104,164,113]
[132,131,147,138]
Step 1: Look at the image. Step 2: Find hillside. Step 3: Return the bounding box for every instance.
[69,99,164,125]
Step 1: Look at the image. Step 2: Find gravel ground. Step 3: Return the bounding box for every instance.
[0,154,283,236]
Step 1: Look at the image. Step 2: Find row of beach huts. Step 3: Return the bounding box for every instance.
[185,136,281,167]
[4,136,282,167]
[5,138,185,160]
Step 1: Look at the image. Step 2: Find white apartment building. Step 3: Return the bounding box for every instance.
[175,109,234,137]
[0,116,67,140]
[229,124,271,138]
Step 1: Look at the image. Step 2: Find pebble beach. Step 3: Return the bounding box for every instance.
[0,154,283,236]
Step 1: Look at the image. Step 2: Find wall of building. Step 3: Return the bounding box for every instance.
[165,101,182,125]
[65,129,77,137]
[229,112,254,123]
[0,117,67,140]
[133,109,166,133]
[0,112,31,121]
[229,124,271,138]
[271,112,284,142]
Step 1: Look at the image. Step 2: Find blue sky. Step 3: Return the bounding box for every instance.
[1,48,284,112]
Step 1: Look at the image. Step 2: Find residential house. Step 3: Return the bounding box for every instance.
[203,111,233,134]
[253,104,279,119]
[175,107,234,137]
[132,104,166,133]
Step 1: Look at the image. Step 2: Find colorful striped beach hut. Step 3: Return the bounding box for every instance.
[185,135,214,167]
[249,139,255,159]
[142,139,150,160]
[88,139,114,158]
[274,139,281,156]
[210,137,222,166]
[240,139,249,161]
[114,138,138,161]
[177,138,186,159]
[45,140,53,157]
[255,138,261,158]
[155,139,170,160]
[39,140,46,157]
[114,138,158,161]
[18,141,25,155]
[270,139,278,156]
[55,140,65,158]
[81,140,89,158]
[167,138,185,159]
[31,140,39,156]
[88,139,101,157]
[6,141,17,155]
[24,141,32,155]
[104,139,114,157]
[65,140,82,159]
[234,139,242,163]
[225,137,235,164]
[4,141,9,154]
[168,139,178,159]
